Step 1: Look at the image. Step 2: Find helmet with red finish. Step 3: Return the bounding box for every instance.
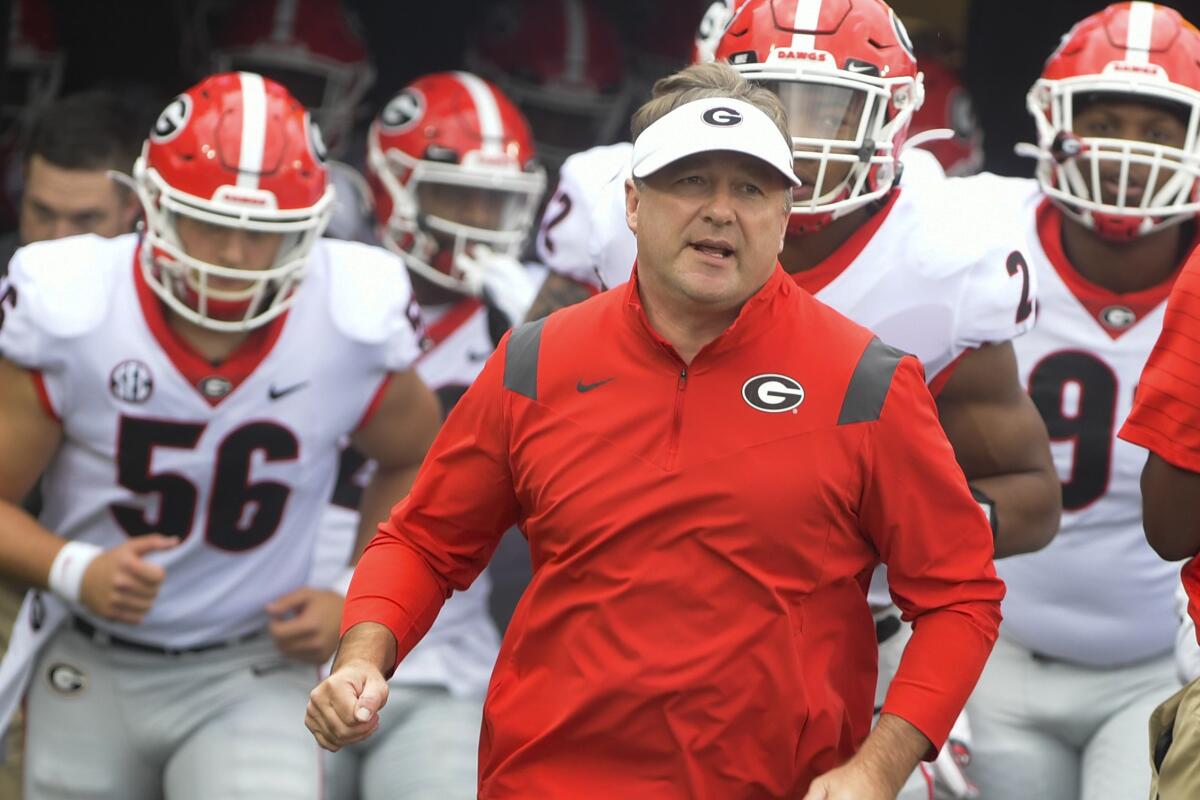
[908,54,982,176]
[211,0,374,157]
[712,0,923,235]
[133,72,334,331]
[366,72,546,294]
[693,0,751,65]
[1025,2,1200,240]
[465,0,630,170]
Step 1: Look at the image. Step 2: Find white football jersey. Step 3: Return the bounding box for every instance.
[999,185,1182,667]
[319,297,500,697]
[538,146,1032,382]
[0,233,422,649]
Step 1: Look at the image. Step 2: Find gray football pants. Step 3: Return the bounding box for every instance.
[24,625,321,799]
[965,633,1179,800]
[324,684,482,800]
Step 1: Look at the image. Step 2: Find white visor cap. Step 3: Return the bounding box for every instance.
[631,97,801,187]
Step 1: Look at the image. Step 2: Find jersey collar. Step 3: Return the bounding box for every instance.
[624,263,794,370]
[1036,199,1182,341]
[789,190,902,296]
[133,246,289,407]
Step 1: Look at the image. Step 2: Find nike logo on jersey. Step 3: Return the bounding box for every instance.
[268,381,309,400]
[467,349,492,362]
[576,377,614,393]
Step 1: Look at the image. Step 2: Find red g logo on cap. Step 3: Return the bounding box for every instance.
[702,106,742,126]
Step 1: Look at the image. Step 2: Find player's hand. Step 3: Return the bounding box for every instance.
[266,587,344,663]
[802,761,894,800]
[455,245,539,336]
[305,659,389,752]
[79,534,178,624]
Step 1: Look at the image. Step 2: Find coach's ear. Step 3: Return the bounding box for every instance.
[625,178,640,237]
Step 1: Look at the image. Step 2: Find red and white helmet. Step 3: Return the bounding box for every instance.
[366,72,546,294]
[909,54,982,176]
[211,0,374,157]
[1026,2,1200,240]
[133,72,335,332]
[693,0,751,65]
[711,0,923,234]
[465,0,630,170]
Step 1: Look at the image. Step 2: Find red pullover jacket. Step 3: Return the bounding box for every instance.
[345,265,1004,798]
[1120,246,1200,642]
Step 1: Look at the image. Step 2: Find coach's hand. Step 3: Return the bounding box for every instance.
[306,659,389,752]
[267,587,343,663]
[802,762,893,800]
[80,534,178,624]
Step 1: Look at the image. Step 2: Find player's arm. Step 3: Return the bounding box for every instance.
[268,368,440,663]
[524,271,595,322]
[348,368,441,559]
[935,341,1061,557]
[1140,454,1200,561]
[0,358,176,622]
[0,357,65,586]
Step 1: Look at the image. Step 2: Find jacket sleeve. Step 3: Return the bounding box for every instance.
[341,333,521,671]
[858,354,1005,752]
[1118,251,1200,472]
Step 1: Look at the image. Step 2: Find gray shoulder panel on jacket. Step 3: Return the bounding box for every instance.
[837,337,908,425]
[503,317,546,401]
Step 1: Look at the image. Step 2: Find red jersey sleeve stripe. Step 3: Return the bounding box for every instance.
[30,370,59,423]
[355,373,394,431]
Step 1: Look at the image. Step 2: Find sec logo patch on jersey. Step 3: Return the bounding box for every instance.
[110,360,154,404]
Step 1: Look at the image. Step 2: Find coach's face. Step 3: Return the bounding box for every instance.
[626,151,789,316]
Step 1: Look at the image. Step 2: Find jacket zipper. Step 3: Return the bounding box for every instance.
[666,368,687,470]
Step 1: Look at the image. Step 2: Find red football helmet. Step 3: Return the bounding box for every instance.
[1026,2,1200,240]
[693,0,751,64]
[465,0,630,170]
[367,72,546,294]
[133,72,335,331]
[710,0,924,234]
[211,0,374,157]
[908,54,982,176]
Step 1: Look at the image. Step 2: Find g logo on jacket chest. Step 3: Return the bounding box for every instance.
[742,374,805,413]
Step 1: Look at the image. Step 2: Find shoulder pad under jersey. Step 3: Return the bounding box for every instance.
[321,239,423,370]
[910,174,1041,349]
[536,142,633,288]
[0,234,128,368]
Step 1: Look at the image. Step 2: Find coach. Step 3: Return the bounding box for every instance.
[306,63,1004,800]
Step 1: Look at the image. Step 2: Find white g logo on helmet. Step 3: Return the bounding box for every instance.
[151,95,192,144]
[380,89,425,133]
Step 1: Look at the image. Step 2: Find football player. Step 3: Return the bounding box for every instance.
[465,0,632,176]
[0,72,440,799]
[963,4,1200,798]
[318,70,547,799]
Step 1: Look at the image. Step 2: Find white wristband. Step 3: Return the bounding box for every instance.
[332,566,356,597]
[47,541,103,604]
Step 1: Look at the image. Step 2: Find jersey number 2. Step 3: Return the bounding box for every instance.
[1028,351,1117,511]
[1006,251,1034,324]
[110,416,299,551]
